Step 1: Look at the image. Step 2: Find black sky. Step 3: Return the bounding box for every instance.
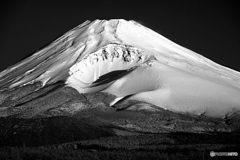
[0,0,239,72]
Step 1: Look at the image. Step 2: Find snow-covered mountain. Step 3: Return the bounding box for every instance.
[0,19,240,118]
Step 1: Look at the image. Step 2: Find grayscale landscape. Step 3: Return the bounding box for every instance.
[0,19,239,160]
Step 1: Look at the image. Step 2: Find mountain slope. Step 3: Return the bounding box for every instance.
[0,19,240,118]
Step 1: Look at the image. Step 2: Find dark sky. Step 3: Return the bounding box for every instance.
[0,0,239,72]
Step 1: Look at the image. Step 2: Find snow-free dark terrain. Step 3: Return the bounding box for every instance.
[0,19,240,159]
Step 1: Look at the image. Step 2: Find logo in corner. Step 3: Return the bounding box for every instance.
[210,151,215,157]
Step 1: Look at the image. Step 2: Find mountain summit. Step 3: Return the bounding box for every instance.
[0,19,240,118]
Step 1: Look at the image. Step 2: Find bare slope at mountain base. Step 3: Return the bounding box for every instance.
[1,88,240,147]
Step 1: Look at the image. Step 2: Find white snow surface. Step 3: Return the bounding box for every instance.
[0,19,240,118]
